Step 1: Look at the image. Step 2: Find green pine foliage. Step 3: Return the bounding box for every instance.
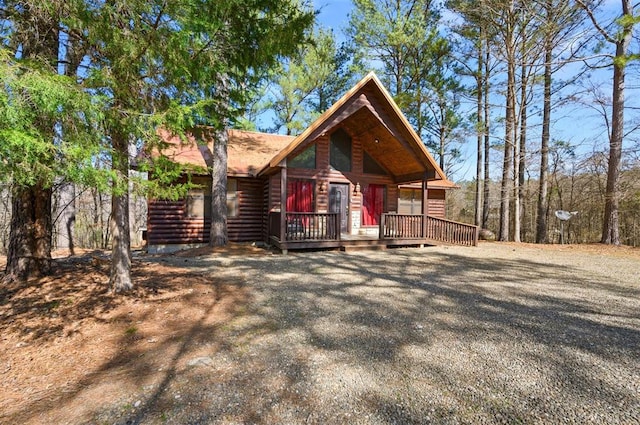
[265,27,363,135]
[0,48,108,190]
[348,0,466,174]
[1,0,315,194]
[1,0,315,286]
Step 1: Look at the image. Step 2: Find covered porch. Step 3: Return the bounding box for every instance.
[260,73,478,254]
[268,211,478,254]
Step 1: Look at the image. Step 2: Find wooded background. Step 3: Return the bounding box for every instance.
[1,0,638,290]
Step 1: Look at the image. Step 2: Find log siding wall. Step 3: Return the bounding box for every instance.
[427,189,446,219]
[148,82,451,248]
[147,176,264,245]
[272,131,406,233]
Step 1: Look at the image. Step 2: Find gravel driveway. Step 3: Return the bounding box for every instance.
[120,243,640,424]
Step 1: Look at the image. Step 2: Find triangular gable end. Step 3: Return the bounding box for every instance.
[258,72,447,182]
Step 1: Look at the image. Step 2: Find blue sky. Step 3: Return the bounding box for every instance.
[307,1,640,181]
[316,0,354,35]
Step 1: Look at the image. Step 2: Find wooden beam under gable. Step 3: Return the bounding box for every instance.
[360,86,437,169]
[304,94,372,142]
[365,75,447,181]
[258,72,448,182]
[394,170,438,184]
[351,102,416,156]
[260,74,378,175]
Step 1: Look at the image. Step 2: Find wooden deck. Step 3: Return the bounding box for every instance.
[268,212,478,254]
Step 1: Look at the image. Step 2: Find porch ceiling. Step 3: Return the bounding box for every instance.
[338,107,432,183]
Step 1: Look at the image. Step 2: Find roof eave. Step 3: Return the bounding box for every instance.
[366,73,446,181]
[258,72,381,177]
[257,72,448,181]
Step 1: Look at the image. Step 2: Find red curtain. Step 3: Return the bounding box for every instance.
[286,180,314,212]
[362,184,384,226]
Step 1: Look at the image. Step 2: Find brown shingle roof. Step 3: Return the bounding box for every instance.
[155,73,453,185]
[157,128,294,176]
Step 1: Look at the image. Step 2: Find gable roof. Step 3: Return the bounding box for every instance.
[156,72,450,184]
[156,126,456,189]
[257,72,447,183]
[157,128,294,176]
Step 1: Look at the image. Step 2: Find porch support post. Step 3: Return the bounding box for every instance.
[280,159,287,242]
[421,176,428,238]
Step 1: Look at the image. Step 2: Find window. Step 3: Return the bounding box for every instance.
[361,184,386,226]
[330,128,352,172]
[289,144,316,169]
[363,151,386,175]
[187,188,210,218]
[227,178,238,217]
[186,178,238,218]
[286,179,315,212]
[398,188,422,215]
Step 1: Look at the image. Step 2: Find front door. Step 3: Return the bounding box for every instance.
[329,183,349,233]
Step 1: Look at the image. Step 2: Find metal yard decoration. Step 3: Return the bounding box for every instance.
[554,210,578,244]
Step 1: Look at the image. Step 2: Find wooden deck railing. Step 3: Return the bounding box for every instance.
[424,215,478,246]
[269,212,341,242]
[379,214,424,239]
[270,212,477,247]
[380,213,478,246]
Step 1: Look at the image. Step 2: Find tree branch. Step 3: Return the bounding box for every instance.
[575,0,616,44]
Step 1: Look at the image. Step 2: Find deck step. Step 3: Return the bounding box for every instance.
[340,244,388,252]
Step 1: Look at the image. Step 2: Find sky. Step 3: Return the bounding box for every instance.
[316,0,354,35]
[306,1,640,182]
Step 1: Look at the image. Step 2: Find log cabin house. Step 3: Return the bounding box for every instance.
[147,73,478,253]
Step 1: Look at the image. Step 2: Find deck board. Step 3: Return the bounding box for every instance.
[270,233,436,254]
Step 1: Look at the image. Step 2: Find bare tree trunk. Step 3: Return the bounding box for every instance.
[513,120,521,242]
[4,185,52,282]
[55,182,76,253]
[92,188,100,248]
[33,185,52,273]
[499,20,516,242]
[536,11,553,243]
[474,38,484,228]
[518,106,526,242]
[210,129,229,246]
[109,130,132,292]
[5,188,35,282]
[482,38,491,230]
[439,122,446,173]
[576,0,634,245]
[210,74,230,246]
[601,1,632,245]
[515,31,528,243]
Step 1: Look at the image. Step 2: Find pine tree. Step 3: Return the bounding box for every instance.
[576,0,639,245]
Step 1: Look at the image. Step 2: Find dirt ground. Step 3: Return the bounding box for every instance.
[0,242,638,424]
[0,245,261,425]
